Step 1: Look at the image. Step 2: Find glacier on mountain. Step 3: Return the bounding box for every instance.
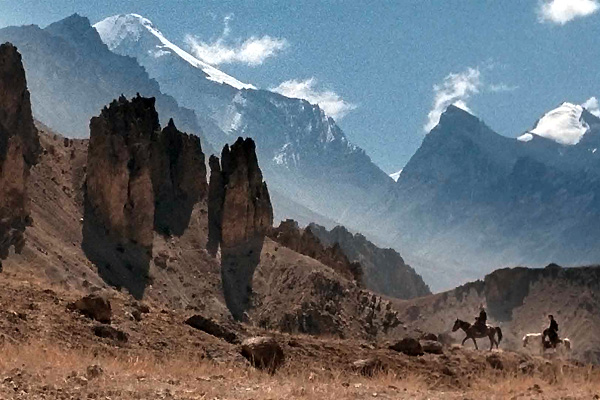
[94,14,255,90]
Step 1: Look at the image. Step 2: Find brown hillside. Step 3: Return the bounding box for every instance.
[392,264,600,364]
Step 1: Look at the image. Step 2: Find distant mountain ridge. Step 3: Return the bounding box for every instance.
[376,105,600,290]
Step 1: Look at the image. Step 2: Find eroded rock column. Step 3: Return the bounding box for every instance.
[0,43,40,264]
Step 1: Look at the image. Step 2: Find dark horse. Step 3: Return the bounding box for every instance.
[452,319,503,350]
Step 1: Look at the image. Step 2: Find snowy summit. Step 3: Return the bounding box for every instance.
[519,102,589,145]
[93,14,255,90]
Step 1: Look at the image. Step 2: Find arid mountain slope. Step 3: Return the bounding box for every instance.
[393,264,600,364]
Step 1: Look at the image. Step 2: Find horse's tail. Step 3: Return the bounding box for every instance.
[495,327,503,344]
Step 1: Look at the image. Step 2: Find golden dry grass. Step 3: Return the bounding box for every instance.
[0,341,599,399]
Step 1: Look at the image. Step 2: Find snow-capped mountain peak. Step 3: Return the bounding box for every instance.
[525,102,589,145]
[93,14,255,90]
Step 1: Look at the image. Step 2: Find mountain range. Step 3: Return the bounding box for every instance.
[382,105,600,289]
[2,13,600,291]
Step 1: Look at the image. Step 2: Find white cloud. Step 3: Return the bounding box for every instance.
[424,67,482,132]
[489,83,519,92]
[582,97,600,117]
[271,78,357,120]
[185,14,288,67]
[538,0,599,25]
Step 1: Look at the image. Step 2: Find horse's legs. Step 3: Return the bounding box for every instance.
[489,335,495,351]
[462,336,468,346]
[472,337,478,350]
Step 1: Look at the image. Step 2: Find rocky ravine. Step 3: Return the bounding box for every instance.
[0,43,40,266]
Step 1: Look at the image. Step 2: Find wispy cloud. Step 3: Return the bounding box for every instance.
[424,66,518,132]
[185,14,288,67]
[424,67,482,132]
[271,78,357,120]
[489,83,519,93]
[583,97,600,117]
[538,0,599,25]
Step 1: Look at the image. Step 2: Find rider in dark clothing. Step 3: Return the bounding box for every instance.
[542,315,559,347]
[479,308,487,325]
[475,306,487,333]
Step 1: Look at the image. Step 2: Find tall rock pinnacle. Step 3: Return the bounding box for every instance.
[0,43,40,264]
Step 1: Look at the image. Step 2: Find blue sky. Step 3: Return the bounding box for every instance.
[2,0,600,172]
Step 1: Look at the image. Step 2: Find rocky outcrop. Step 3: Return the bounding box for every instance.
[151,118,207,236]
[269,220,363,284]
[0,43,40,263]
[208,137,273,250]
[85,95,158,251]
[207,137,273,320]
[83,94,207,298]
[308,224,429,299]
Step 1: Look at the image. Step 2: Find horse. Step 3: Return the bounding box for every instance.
[522,333,571,355]
[452,318,503,350]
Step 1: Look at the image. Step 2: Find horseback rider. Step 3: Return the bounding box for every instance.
[475,305,487,333]
[542,314,559,348]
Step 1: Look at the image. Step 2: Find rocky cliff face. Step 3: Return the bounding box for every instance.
[85,95,158,251]
[208,138,273,250]
[152,118,207,236]
[308,224,429,299]
[83,95,207,298]
[269,220,362,284]
[0,43,40,263]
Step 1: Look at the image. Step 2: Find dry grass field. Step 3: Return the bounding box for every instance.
[0,339,598,399]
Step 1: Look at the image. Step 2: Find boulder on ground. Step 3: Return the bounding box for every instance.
[70,294,112,323]
[185,314,239,344]
[389,338,423,356]
[241,336,284,373]
[93,325,128,343]
[420,340,443,354]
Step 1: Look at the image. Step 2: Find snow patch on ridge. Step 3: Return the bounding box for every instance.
[94,14,255,90]
[517,133,534,142]
[530,102,589,145]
